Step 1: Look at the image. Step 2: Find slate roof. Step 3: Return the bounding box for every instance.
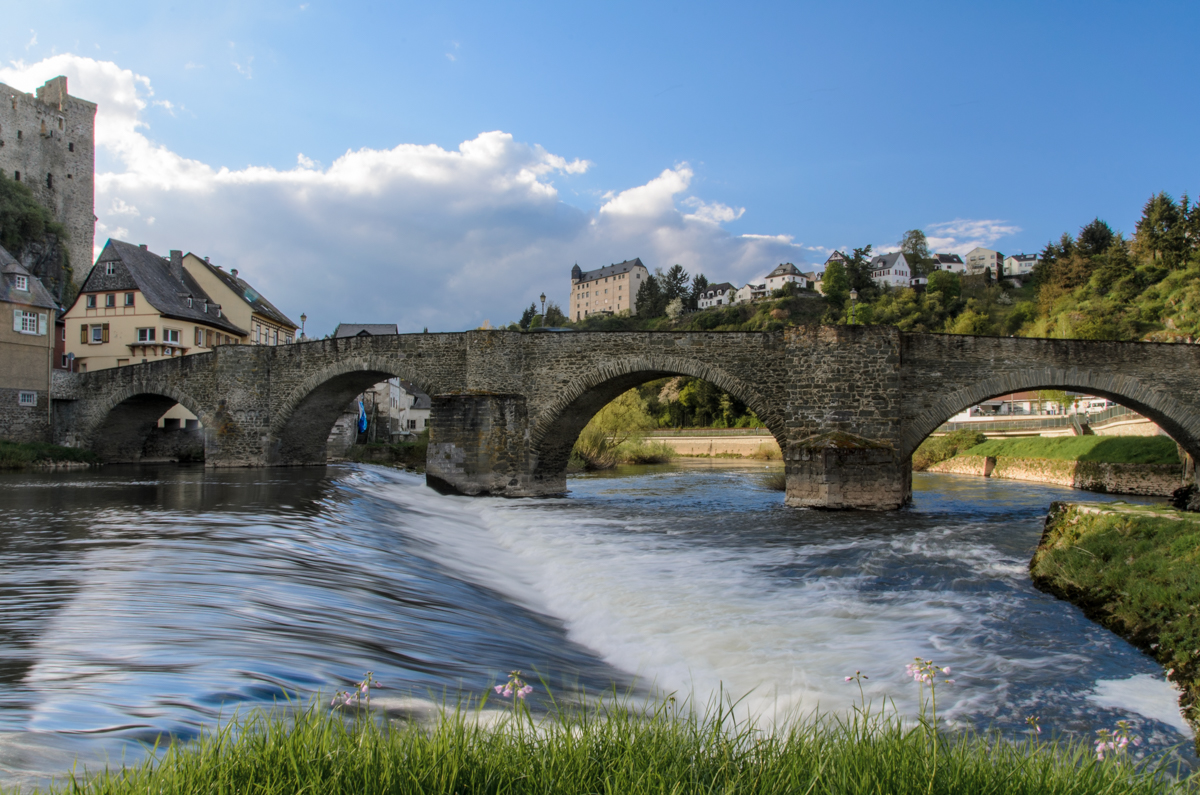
[766,262,802,278]
[869,252,907,271]
[334,323,399,338]
[0,246,58,310]
[934,253,964,265]
[79,240,247,336]
[397,380,432,410]
[575,258,647,283]
[188,256,298,329]
[1009,253,1039,261]
[704,282,736,296]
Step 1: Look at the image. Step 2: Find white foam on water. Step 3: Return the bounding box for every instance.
[1088,674,1190,735]
[368,473,1121,727]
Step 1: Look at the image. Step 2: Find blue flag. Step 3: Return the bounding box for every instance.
[357,400,368,434]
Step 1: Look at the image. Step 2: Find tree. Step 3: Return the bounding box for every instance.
[544,301,567,327]
[1134,192,1188,269]
[662,264,690,302]
[945,309,996,336]
[821,260,850,307]
[1077,218,1115,258]
[926,269,961,301]
[898,230,934,277]
[665,297,685,319]
[586,389,655,445]
[635,273,666,317]
[689,274,709,310]
[518,303,537,330]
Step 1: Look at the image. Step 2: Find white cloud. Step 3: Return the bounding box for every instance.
[925,219,1021,255]
[0,54,813,334]
[26,30,37,50]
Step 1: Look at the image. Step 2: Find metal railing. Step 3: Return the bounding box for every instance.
[934,404,1141,435]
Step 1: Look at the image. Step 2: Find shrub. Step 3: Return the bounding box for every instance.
[912,430,987,471]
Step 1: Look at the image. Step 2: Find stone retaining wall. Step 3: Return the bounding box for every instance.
[928,455,1185,496]
[657,436,781,457]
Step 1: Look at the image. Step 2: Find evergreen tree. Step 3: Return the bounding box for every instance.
[518,303,537,330]
[662,264,690,301]
[636,274,666,317]
[1077,218,1115,258]
[1135,192,1187,269]
[689,274,709,310]
[842,245,877,299]
[544,302,567,327]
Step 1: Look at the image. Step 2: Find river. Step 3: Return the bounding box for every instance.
[0,462,1193,787]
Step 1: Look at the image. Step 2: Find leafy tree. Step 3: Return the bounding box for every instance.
[665,297,685,319]
[518,303,537,330]
[839,246,878,299]
[662,264,690,301]
[945,309,997,336]
[585,389,655,445]
[898,230,934,277]
[926,269,961,301]
[821,260,850,307]
[635,273,666,318]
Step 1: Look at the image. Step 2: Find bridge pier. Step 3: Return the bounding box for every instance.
[784,432,911,510]
[426,393,564,497]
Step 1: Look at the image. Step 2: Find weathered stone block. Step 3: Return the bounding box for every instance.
[785,432,910,510]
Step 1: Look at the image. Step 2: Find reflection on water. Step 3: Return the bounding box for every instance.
[0,463,1192,786]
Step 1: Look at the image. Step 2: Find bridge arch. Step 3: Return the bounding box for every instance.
[902,367,1200,462]
[268,354,445,465]
[85,383,213,463]
[528,353,787,480]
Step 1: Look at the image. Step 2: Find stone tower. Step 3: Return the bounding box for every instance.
[0,76,97,288]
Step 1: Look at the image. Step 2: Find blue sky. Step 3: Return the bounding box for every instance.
[2,1,1197,333]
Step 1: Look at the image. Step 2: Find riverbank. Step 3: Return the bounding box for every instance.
[921,436,1186,496]
[0,440,97,471]
[25,698,1189,795]
[1031,501,1200,748]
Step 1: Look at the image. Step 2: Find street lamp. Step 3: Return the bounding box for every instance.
[300,313,307,339]
[540,292,546,317]
[848,289,859,325]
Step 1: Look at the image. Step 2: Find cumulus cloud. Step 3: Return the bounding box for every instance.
[924,219,1021,255]
[0,54,810,333]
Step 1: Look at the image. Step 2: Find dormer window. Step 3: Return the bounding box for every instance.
[105,262,116,276]
[187,298,193,308]
[14,275,27,291]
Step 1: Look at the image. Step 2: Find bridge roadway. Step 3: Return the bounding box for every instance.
[49,326,1200,510]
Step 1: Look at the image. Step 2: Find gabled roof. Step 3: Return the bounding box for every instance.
[0,246,58,310]
[186,255,297,329]
[766,262,802,278]
[575,258,648,282]
[81,240,247,336]
[1008,253,1039,261]
[934,253,964,264]
[704,282,736,295]
[334,323,398,338]
[824,252,848,264]
[869,252,907,270]
[397,380,431,410]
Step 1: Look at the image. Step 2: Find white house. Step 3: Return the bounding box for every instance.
[734,282,768,304]
[868,252,911,288]
[1003,253,1038,277]
[697,282,736,309]
[765,262,807,293]
[964,247,1003,276]
[930,253,965,273]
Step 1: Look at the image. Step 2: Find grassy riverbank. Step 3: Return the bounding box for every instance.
[0,439,97,470]
[968,436,1180,465]
[26,697,1192,794]
[1031,502,1200,746]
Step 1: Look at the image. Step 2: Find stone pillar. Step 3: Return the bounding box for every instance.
[426,393,559,497]
[784,432,911,510]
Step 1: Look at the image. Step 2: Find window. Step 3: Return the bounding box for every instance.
[18,391,36,406]
[137,327,156,342]
[105,262,116,276]
[272,329,278,345]
[124,292,135,306]
[91,324,108,343]
[86,294,96,308]
[46,173,53,189]
[61,354,68,367]
[12,171,18,181]
[253,324,260,343]
[14,274,27,290]
[163,328,180,344]
[13,310,43,334]
[60,326,65,341]
[68,142,74,152]
[105,293,115,308]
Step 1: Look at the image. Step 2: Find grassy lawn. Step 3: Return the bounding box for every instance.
[24,697,1193,794]
[0,439,97,470]
[1031,502,1200,740]
[965,435,1181,465]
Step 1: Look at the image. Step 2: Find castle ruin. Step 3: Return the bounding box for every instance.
[0,76,96,289]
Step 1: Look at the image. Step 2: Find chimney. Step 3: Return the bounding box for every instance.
[204,256,210,263]
[170,250,184,283]
[231,269,238,278]
[139,243,148,250]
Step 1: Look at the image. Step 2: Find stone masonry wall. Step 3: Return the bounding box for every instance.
[0,387,50,443]
[928,455,1185,497]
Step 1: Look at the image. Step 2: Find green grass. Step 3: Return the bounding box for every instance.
[1031,502,1200,743]
[0,439,97,470]
[25,696,1192,794]
[965,435,1181,465]
[912,430,987,471]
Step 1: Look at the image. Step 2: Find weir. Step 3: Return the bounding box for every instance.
[48,326,1200,510]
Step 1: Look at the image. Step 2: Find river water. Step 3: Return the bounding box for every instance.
[0,462,1193,786]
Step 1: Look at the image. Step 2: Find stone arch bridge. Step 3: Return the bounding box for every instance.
[50,327,1200,510]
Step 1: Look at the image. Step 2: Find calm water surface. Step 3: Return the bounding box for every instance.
[0,462,1192,786]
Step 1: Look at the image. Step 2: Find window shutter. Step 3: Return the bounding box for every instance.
[195,327,202,346]
[81,324,87,343]
[101,323,110,343]
[13,310,20,332]
[38,313,47,335]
